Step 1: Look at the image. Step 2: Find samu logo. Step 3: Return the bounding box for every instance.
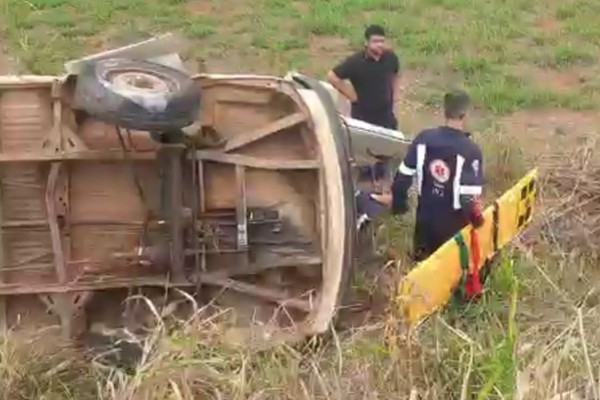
[429,159,450,183]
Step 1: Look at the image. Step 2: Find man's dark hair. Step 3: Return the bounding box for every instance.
[364,24,386,40]
[444,90,470,120]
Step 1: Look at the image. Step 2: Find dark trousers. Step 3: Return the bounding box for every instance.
[412,221,449,262]
[352,105,398,182]
[412,211,465,262]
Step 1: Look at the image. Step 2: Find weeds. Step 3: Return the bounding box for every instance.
[0,256,526,399]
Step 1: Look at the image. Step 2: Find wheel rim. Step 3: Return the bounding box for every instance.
[105,69,179,93]
[97,59,182,99]
[112,71,171,93]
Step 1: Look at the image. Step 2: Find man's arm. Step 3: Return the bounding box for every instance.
[371,137,418,213]
[458,146,484,227]
[391,52,401,103]
[390,139,417,214]
[327,57,358,103]
[393,74,401,103]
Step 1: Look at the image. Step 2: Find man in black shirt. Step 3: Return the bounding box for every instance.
[327,24,401,184]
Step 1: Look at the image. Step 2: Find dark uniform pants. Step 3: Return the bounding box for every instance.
[356,192,465,263]
[412,222,448,262]
[412,212,464,262]
[351,105,398,182]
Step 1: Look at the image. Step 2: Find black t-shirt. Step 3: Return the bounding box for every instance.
[333,50,400,117]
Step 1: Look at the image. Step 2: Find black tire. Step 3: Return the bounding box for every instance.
[74,58,201,132]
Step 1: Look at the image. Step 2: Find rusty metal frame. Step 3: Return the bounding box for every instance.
[0,71,333,340]
[45,162,67,284]
[0,166,5,333]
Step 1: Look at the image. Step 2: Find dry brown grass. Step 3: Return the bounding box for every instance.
[536,138,600,253]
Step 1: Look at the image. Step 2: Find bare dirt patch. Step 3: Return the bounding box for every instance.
[309,35,349,53]
[535,15,562,32]
[395,71,443,134]
[533,68,583,91]
[510,63,586,92]
[308,35,351,71]
[185,0,214,15]
[190,0,253,20]
[501,109,600,161]
[291,1,309,13]
[202,51,272,74]
[504,109,599,137]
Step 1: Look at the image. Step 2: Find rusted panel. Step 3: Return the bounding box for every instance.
[0,89,52,153]
[69,162,159,221]
[213,102,276,140]
[214,89,273,105]
[233,127,314,161]
[69,161,159,261]
[0,88,54,288]
[0,166,47,220]
[77,119,158,151]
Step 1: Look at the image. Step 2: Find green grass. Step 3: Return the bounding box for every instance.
[1,0,599,113]
[0,0,599,399]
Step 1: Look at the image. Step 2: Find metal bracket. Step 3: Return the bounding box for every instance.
[235,165,248,249]
[42,80,88,157]
[45,163,67,284]
[39,291,92,340]
[159,144,186,281]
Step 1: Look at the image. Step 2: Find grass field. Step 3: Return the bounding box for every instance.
[3,0,600,114]
[0,0,599,399]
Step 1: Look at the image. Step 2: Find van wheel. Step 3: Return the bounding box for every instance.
[74,58,201,132]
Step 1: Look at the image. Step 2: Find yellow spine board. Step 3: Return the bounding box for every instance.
[396,168,538,326]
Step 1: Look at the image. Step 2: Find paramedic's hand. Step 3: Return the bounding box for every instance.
[471,214,484,228]
[470,196,484,228]
[369,193,392,207]
[370,192,409,214]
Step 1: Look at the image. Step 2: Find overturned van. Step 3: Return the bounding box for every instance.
[0,34,409,344]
